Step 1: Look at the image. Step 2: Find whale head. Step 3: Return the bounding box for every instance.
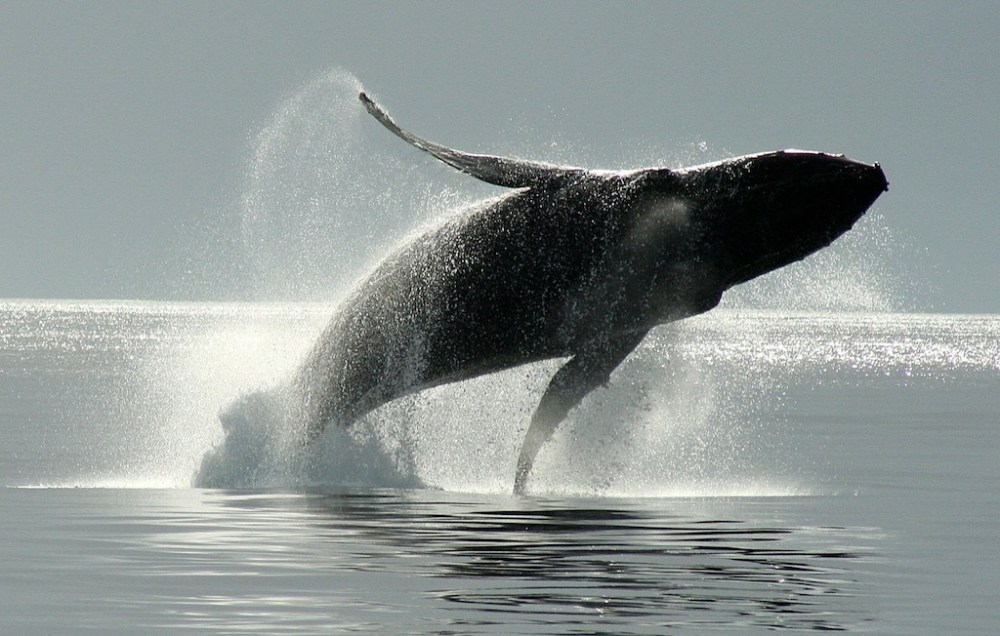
[676,150,888,288]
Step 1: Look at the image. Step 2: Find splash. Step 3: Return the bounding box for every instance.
[721,211,911,313]
[190,328,797,495]
[238,69,458,300]
[387,329,800,497]
[188,69,474,490]
[117,304,328,488]
[194,387,421,489]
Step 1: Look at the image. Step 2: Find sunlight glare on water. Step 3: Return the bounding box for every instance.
[3,301,996,499]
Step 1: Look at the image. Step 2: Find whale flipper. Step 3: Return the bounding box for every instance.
[360,92,584,189]
[513,331,648,495]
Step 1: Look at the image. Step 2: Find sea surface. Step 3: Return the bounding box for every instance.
[1,300,997,634]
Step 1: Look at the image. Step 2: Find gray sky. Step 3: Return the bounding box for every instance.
[2,2,997,311]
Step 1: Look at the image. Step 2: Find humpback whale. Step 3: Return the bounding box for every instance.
[287,92,888,494]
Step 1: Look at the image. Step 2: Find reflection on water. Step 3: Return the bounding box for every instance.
[3,488,880,634]
[426,511,866,631]
[303,493,877,633]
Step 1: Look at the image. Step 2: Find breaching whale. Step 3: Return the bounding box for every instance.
[288,92,888,494]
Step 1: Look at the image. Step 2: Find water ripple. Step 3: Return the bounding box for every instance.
[44,490,880,634]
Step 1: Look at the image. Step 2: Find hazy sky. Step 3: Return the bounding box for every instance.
[2,2,997,311]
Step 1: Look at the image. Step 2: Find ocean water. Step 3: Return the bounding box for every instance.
[1,301,997,634]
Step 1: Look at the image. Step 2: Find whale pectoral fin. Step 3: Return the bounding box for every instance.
[513,331,648,495]
[360,92,584,189]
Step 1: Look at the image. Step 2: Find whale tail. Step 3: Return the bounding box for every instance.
[359,92,585,189]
